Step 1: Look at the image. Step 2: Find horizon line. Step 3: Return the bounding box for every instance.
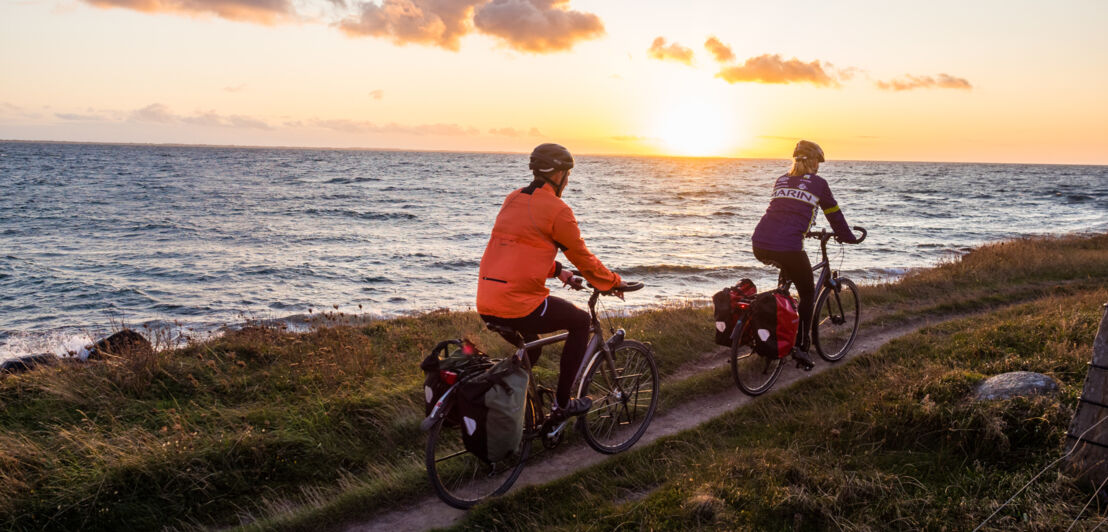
[1,138,1103,167]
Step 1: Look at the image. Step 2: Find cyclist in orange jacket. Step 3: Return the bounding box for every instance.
[477,143,626,418]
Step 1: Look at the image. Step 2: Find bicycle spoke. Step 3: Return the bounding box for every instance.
[579,341,659,454]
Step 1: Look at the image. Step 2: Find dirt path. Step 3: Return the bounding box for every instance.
[344,317,951,532]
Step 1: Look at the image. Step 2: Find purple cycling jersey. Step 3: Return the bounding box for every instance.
[751,173,856,252]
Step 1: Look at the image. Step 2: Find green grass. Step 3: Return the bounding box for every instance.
[454,288,1108,530]
[0,232,1105,530]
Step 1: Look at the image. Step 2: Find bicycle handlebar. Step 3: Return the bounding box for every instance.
[805,225,867,244]
[569,270,644,295]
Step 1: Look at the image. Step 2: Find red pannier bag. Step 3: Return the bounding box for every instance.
[750,290,799,358]
[712,279,757,346]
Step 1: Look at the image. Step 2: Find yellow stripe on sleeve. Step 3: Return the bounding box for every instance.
[823,205,841,215]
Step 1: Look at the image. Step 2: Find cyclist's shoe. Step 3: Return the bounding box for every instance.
[553,397,593,419]
[793,349,815,371]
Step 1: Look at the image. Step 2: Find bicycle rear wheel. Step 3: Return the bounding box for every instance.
[578,339,659,454]
[731,322,783,396]
[811,278,860,362]
[425,397,532,509]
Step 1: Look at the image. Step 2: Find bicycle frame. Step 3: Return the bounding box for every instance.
[422,288,630,435]
[508,289,628,415]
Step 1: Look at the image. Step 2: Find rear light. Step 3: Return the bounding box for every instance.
[439,370,458,385]
[738,302,750,310]
[462,341,477,356]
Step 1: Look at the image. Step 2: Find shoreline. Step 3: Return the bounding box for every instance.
[2,228,1103,363]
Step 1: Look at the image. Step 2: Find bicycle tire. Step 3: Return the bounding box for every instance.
[811,278,860,362]
[731,321,783,396]
[577,339,659,454]
[425,396,532,509]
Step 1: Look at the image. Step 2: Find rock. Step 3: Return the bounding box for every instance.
[973,371,1059,401]
[86,329,153,360]
[0,353,57,374]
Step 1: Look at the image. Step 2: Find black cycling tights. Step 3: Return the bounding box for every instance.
[481,296,590,409]
[752,246,814,351]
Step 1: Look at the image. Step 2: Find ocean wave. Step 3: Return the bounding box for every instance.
[324,176,381,184]
[618,264,754,277]
[432,259,479,270]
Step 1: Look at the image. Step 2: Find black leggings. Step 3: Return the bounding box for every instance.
[752,246,814,351]
[481,296,590,409]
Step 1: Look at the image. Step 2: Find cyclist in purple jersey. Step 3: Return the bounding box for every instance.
[751,140,859,367]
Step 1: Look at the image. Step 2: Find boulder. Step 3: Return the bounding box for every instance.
[86,329,153,360]
[0,353,56,374]
[973,371,1059,401]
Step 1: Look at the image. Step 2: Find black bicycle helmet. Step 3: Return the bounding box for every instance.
[529,143,574,173]
[792,140,825,162]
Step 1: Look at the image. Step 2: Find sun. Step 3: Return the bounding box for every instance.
[653,100,736,157]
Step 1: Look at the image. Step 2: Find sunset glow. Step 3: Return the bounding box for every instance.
[1,1,1106,163]
[654,100,736,157]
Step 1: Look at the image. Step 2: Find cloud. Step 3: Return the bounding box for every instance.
[704,36,734,63]
[56,112,108,121]
[875,73,972,91]
[369,89,384,99]
[528,127,541,137]
[223,84,246,93]
[309,118,479,136]
[473,0,604,53]
[646,36,693,65]
[338,0,481,51]
[716,54,838,87]
[131,103,176,123]
[130,104,272,129]
[82,0,295,24]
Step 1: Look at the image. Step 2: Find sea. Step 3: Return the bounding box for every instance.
[2,141,1106,361]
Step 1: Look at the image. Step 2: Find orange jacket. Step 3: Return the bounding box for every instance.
[476,181,622,318]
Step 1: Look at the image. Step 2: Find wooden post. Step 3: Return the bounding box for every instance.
[1065,302,1108,489]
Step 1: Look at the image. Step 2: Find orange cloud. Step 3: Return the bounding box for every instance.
[83,0,294,24]
[340,0,602,53]
[647,37,693,65]
[473,0,605,53]
[876,73,972,91]
[369,89,384,99]
[338,0,481,51]
[704,36,734,63]
[716,54,838,86]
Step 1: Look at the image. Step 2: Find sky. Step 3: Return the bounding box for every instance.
[1,0,1106,164]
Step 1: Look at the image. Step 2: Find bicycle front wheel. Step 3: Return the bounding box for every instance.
[578,339,659,454]
[425,397,532,509]
[731,322,783,396]
[812,278,860,362]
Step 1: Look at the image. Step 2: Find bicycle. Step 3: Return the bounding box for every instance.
[730,226,868,395]
[422,280,659,509]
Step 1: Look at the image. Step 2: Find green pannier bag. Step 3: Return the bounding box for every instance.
[457,355,530,463]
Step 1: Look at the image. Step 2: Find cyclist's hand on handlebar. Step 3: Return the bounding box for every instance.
[558,269,585,290]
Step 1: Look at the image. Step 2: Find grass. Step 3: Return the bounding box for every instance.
[454,287,1108,530]
[0,232,1105,530]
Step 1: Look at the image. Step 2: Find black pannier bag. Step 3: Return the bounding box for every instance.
[749,290,800,359]
[712,278,757,346]
[456,355,531,463]
[420,339,491,425]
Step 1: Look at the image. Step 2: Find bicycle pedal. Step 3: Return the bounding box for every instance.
[796,359,814,371]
